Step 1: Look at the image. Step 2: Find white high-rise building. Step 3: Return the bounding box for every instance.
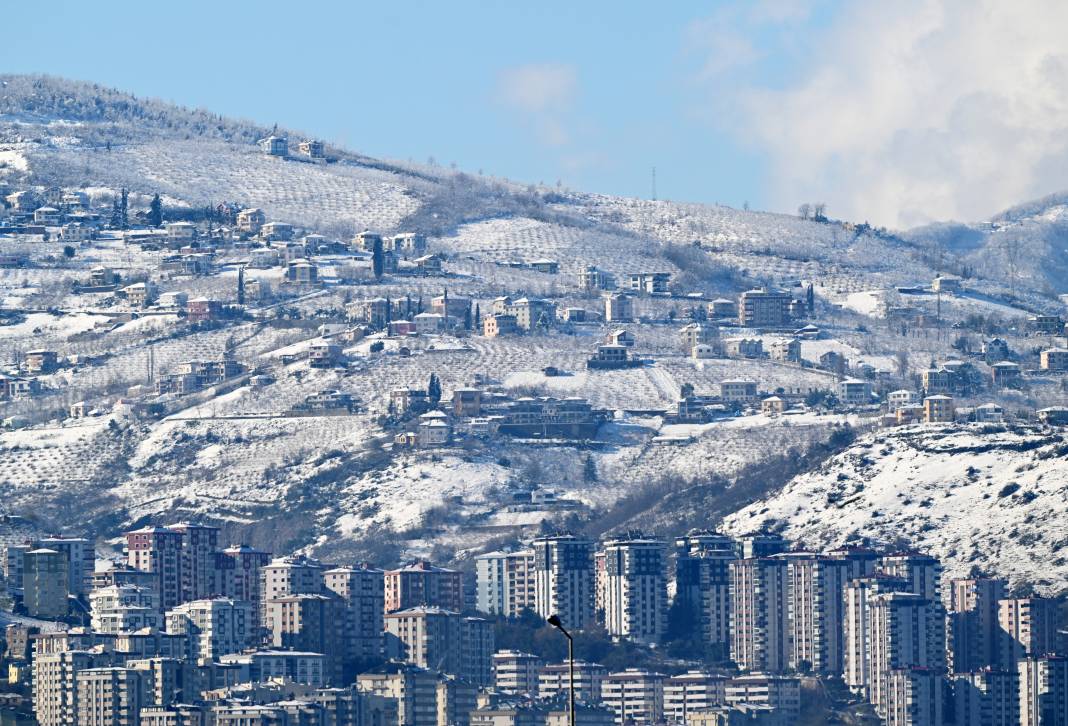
[165,598,255,661]
[998,598,1059,667]
[493,650,543,696]
[89,584,161,634]
[953,668,1018,726]
[1019,656,1068,726]
[75,667,146,726]
[475,550,535,617]
[786,553,851,675]
[729,556,790,673]
[601,669,666,725]
[663,671,728,724]
[885,667,944,726]
[879,553,941,602]
[843,574,909,696]
[532,535,595,630]
[867,592,946,718]
[602,536,666,645]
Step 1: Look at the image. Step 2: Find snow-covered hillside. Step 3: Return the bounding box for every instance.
[723,424,1068,594]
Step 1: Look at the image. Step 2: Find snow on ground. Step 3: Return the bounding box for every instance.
[723,424,1068,594]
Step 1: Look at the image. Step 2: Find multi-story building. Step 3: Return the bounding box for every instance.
[214,544,272,608]
[738,288,793,327]
[601,669,666,725]
[674,531,736,650]
[923,395,955,423]
[627,273,671,295]
[492,296,557,331]
[786,553,851,675]
[264,594,343,685]
[168,523,220,604]
[532,534,596,630]
[724,674,801,719]
[36,536,93,595]
[23,548,69,618]
[1019,656,1068,726]
[578,266,614,293]
[538,661,608,703]
[126,527,184,610]
[218,650,326,686]
[89,585,161,634]
[75,667,145,726]
[663,671,728,724]
[879,553,942,602]
[33,649,112,726]
[884,667,944,726]
[998,598,1059,667]
[729,556,790,673]
[843,574,910,695]
[948,578,1006,672]
[952,668,1018,726]
[604,293,634,323]
[261,555,325,611]
[384,561,463,613]
[165,598,255,661]
[493,650,543,696]
[602,536,667,645]
[867,592,946,718]
[384,607,494,686]
[324,565,385,662]
[475,550,536,617]
[357,663,441,726]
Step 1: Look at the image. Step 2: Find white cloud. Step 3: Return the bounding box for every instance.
[497,63,577,114]
[717,0,1068,227]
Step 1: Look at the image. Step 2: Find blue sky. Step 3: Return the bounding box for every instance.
[4,0,1068,227]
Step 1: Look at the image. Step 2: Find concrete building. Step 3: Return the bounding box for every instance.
[839,378,873,406]
[33,649,112,726]
[126,527,184,610]
[579,266,614,293]
[24,548,69,618]
[724,674,801,720]
[493,650,543,696]
[168,523,220,604]
[475,550,536,617]
[879,553,942,603]
[739,289,793,327]
[674,531,737,650]
[1019,656,1068,726]
[532,534,596,631]
[720,380,758,404]
[998,598,1059,667]
[214,544,272,609]
[384,560,463,613]
[602,536,667,645]
[384,607,494,686]
[36,536,93,596]
[218,650,326,686]
[729,557,790,673]
[262,555,325,606]
[538,661,607,703]
[786,554,851,675]
[663,671,728,724]
[264,594,343,684]
[884,667,944,726]
[953,669,1018,726]
[75,667,145,726]
[923,394,955,423]
[604,294,634,323]
[165,598,255,661]
[948,578,1006,673]
[484,314,519,337]
[324,565,385,662]
[601,669,666,725]
[843,574,910,695]
[867,593,946,718]
[357,664,439,726]
[89,585,161,634]
[1040,348,1068,372]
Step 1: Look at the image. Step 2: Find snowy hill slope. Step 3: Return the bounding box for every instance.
[722,424,1068,594]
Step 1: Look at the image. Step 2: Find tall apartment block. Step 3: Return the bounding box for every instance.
[532,534,596,630]
[384,561,463,613]
[475,550,536,617]
[867,592,946,718]
[674,531,736,649]
[729,556,790,673]
[602,536,667,645]
[948,577,1007,672]
[324,564,386,662]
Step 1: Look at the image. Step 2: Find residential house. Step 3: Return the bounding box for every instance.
[165,222,196,245]
[680,323,719,351]
[839,378,873,406]
[924,395,955,423]
[187,298,222,323]
[725,338,763,359]
[414,313,445,335]
[260,135,288,157]
[708,298,738,320]
[579,266,614,292]
[609,330,635,347]
[308,343,343,369]
[390,233,427,257]
[720,380,758,404]
[60,222,93,244]
[262,222,294,241]
[286,260,319,285]
[236,208,266,234]
[530,259,559,274]
[1040,348,1068,371]
[982,338,1010,364]
[33,207,61,225]
[605,294,634,323]
[298,139,325,158]
[769,338,801,363]
[413,254,443,275]
[588,344,634,369]
[484,314,519,338]
[692,343,723,359]
[628,272,671,295]
[739,288,793,327]
[991,361,1021,387]
[974,403,1004,423]
[887,390,918,412]
[932,275,962,293]
[25,350,59,374]
[762,397,786,415]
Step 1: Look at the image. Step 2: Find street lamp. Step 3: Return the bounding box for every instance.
[547,614,576,726]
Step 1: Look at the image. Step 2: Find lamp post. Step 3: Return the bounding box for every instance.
[547,614,575,726]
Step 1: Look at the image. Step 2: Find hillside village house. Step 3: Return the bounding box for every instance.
[90,267,119,287]
[708,298,738,319]
[298,139,325,158]
[418,412,451,447]
[579,265,614,292]
[895,403,924,425]
[236,208,266,234]
[1038,407,1068,425]
[187,298,222,323]
[350,298,391,328]
[353,230,382,252]
[1040,348,1068,371]
[725,338,763,359]
[60,222,93,244]
[414,313,444,335]
[413,254,443,275]
[430,295,472,325]
[974,403,1004,423]
[484,314,519,338]
[165,221,196,244]
[922,367,953,394]
[158,291,188,309]
[5,190,38,212]
[608,330,635,347]
[887,389,918,412]
[262,222,294,241]
[839,378,873,406]
[692,343,722,359]
[260,135,288,157]
[680,323,719,350]
[769,338,801,363]
[628,272,671,295]
[1029,315,1063,334]
[738,288,793,327]
[990,361,1021,386]
[605,293,634,323]
[924,395,955,423]
[761,396,786,415]
[720,379,758,403]
[33,206,61,225]
[932,275,962,293]
[286,260,319,285]
[123,281,157,307]
[390,233,427,258]
[588,344,632,369]
[25,350,59,374]
[452,388,482,417]
[493,297,555,331]
[530,258,559,274]
[982,338,1011,363]
[308,343,343,369]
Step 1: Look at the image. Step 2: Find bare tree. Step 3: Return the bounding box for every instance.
[813,203,826,221]
[798,203,812,220]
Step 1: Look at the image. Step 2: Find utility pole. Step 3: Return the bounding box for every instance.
[651,166,657,201]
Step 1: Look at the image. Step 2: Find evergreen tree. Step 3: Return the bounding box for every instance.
[109,199,122,229]
[148,194,163,227]
[582,455,597,482]
[119,188,129,230]
[372,238,384,279]
[464,306,472,331]
[384,297,392,325]
[474,303,481,329]
[806,284,815,313]
[427,373,442,405]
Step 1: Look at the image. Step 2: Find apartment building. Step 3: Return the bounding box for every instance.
[952,669,1018,726]
[493,650,543,696]
[264,594,343,684]
[884,667,944,726]
[867,592,946,718]
[36,535,93,595]
[729,557,790,673]
[125,527,184,610]
[75,667,145,726]
[214,544,272,608]
[724,674,801,719]
[663,671,728,724]
[785,553,851,674]
[165,598,255,661]
[384,560,463,613]
[602,536,667,645]
[601,669,666,725]
[538,661,608,703]
[948,578,1006,673]
[324,565,385,662]
[532,534,596,630]
[89,585,161,634]
[738,288,793,327]
[33,649,112,726]
[843,575,910,696]
[357,664,440,726]
[475,550,536,617]
[383,607,495,686]
[24,548,69,618]
[1019,656,1068,726]
[879,553,942,602]
[604,293,634,323]
[261,555,326,609]
[674,531,736,648]
[998,598,1059,667]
